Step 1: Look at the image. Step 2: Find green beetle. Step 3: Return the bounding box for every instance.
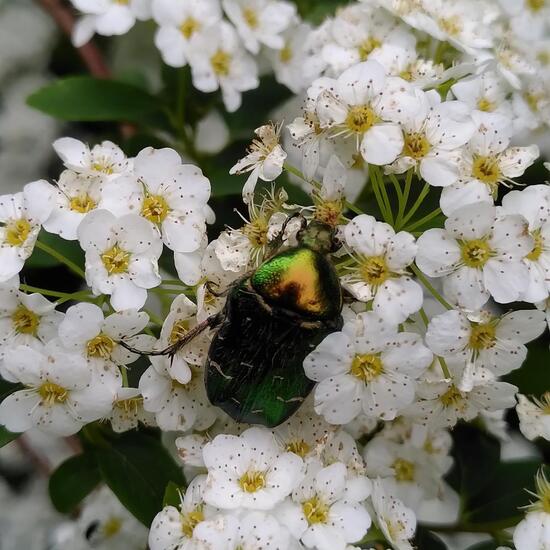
[124,219,343,427]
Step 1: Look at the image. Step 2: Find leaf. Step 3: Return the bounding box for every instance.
[0,425,20,448]
[96,431,185,526]
[0,379,21,403]
[465,460,543,525]
[49,453,101,514]
[505,339,550,397]
[445,423,501,499]
[27,76,160,123]
[414,528,448,550]
[163,481,183,508]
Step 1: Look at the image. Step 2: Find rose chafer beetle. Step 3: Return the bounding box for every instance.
[124,219,343,427]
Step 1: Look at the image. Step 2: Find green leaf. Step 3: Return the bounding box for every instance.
[414,527,448,550]
[27,76,160,123]
[0,425,20,448]
[96,431,185,526]
[505,339,550,397]
[163,481,183,508]
[0,378,21,403]
[49,453,101,514]
[465,460,542,525]
[446,423,501,500]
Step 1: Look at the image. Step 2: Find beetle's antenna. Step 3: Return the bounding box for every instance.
[119,313,223,357]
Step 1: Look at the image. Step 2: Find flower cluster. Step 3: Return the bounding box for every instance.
[2,1,550,549]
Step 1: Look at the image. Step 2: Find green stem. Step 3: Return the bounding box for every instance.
[161,279,186,287]
[150,287,181,295]
[404,207,442,232]
[368,165,391,224]
[121,366,129,387]
[19,284,92,303]
[373,166,394,226]
[396,169,413,229]
[410,264,453,311]
[399,181,431,228]
[35,240,86,279]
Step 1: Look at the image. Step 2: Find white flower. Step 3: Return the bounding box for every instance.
[0,180,54,282]
[53,137,131,180]
[499,0,550,43]
[0,341,117,436]
[112,147,211,254]
[501,185,550,303]
[371,478,416,550]
[314,60,415,166]
[426,309,546,390]
[57,303,149,369]
[364,437,442,508]
[0,281,62,369]
[71,0,151,46]
[341,214,423,324]
[77,210,162,311]
[234,511,298,550]
[513,470,550,550]
[139,357,215,432]
[440,112,539,215]
[416,202,532,310]
[78,486,148,550]
[385,89,475,188]
[195,110,231,155]
[42,170,104,241]
[230,124,287,204]
[109,387,154,433]
[187,21,259,112]
[407,377,518,430]
[450,71,513,119]
[149,475,223,550]
[202,426,304,511]
[276,460,371,550]
[152,0,222,68]
[304,311,432,423]
[222,0,296,54]
[321,4,416,75]
[516,393,550,442]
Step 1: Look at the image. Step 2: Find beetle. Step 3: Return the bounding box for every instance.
[123,218,343,427]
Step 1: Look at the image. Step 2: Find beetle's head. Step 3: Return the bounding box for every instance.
[297,220,340,254]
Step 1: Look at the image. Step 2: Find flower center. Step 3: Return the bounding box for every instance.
[114,396,143,413]
[169,319,190,344]
[286,439,311,458]
[12,305,40,336]
[302,495,329,525]
[460,239,492,268]
[91,158,114,174]
[211,49,231,76]
[242,217,269,247]
[102,517,122,538]
[403,132,431,159]
[526,229,544,261]
[242,7,258,28]
[69,194,96,213]
[392,458,416,482]
[439,15,462,36]
[345,105,378,134]
[142,194,170,224]
[534,392,550,414]
[181,506,204,538]
[472,155,501,186]
[87,333,116,359]
[439,385,463,408]
[358,37,381,61]
[239,470,266,493]
[314,200,343,227]
[350,353,384,382]
[360,256,389,285]
[5,219,31,246]
[101,245,130,274]
[525,92,542,112]
[469,323,497,350]
[180,16,200,39]
[527,0,545,12]
[38,381,68,406]
[527,470,550,514]
[279,44,292,63]
[477,97,495,112]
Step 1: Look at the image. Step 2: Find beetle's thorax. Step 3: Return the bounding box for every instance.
[250,246,342,320]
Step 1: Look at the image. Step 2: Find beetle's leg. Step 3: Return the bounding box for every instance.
[205,280,230,298]
[119,313,223,357]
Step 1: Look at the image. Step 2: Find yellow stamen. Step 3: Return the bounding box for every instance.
[439,385,463,407]
[69,194,96,213]
[403,132,431,159]
[302,495,329,525]
[170,319,191,344]
[472,155,501,187]
[469,323,497,351]
[239,470,266,493]
[5,219,31,247]
[101,245,130,274]
[439,15,462,36]
[527,0,545,12]
[358,37,381,61]
[141,194,170,224]
[286,439,311,458]
[38,381,68,406]
[12,305,40,336]
[102,517,122,538]
[87,333,116,359]
[350,353,384,382]
[477,97,495,112]
[460,239,492,268]
[211,49,231,76]
[345,105,378,134]
[180,17,200,39]
[526,229,544,261]
[279,45,292,63]
[181,506,204,538]
[392,458,416,482]
[242,216,269,247]
[242,7,258,28]
[360,256,389,285]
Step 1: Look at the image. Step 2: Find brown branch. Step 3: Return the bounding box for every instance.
[36,0,110,78]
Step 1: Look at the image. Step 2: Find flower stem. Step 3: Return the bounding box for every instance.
[396,169,413,229]
[19,284,92,302]
[161,279,186,287]
[399,181,431,228]
[368,165,392,224]
[410,264,453,311]
[404,207,442,232]
[35,240,86,279]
